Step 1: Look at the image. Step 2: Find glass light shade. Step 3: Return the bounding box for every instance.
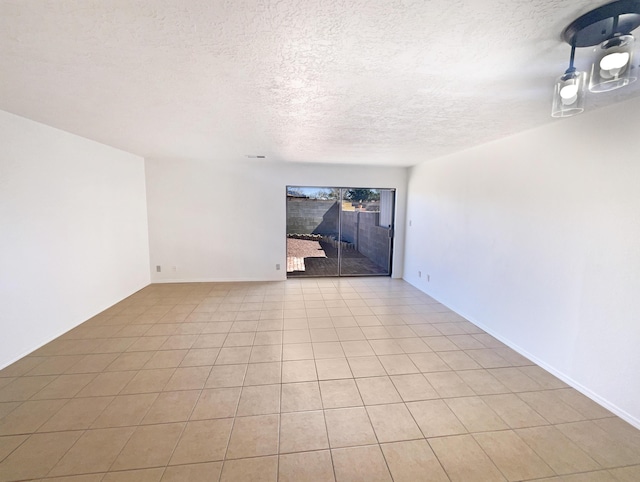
[589,35,636,92]
[552,70,586,118]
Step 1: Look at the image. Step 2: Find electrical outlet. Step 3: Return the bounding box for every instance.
[172,266,177,272]
[427,274,430,282]
[409,220,412,227]
[418,271,421,278]
[276,264,281,270]
[156,265,161,272]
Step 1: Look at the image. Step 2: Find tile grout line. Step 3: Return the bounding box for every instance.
[100,304,201,479]
[1,280,639,481]
[349,360,395,481]
[275,313,284,482]
[218,315,251,480]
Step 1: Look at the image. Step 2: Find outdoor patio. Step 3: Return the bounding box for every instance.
[286,238,388,277]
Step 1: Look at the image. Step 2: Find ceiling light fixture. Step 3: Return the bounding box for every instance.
[552,0,640,117]
[552,43,587,118]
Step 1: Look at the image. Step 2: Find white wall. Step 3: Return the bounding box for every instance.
[403,97,640,427]
[146,159,407,282]
[0,110,150,368]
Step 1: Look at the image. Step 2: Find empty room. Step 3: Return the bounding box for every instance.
[1,1,639,481]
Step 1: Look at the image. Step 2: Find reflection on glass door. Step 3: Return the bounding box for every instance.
[339,188,394,276]
[286,187,339,277]
[286,186,395,277]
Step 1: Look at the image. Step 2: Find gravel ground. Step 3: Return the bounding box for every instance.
[286,238,327,258]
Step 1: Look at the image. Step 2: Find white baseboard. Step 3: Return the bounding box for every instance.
[0,283,151,371]
[469,315,640,430]
[404,278,640,430]
[150,277,287,284]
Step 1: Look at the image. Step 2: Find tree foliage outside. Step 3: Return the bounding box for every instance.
[287,187,341,199]
[287,187,305,197]
[317,188,340,200]
[288,187,379,202]
[345,188,380,202]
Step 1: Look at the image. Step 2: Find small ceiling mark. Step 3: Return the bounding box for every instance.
[246,155,266,158]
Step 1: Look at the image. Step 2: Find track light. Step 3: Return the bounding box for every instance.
[590,34,636,92]
[552,68,587,118]
[553,0,640,117]
[552,41,587,118]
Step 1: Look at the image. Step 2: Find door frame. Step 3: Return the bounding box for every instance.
[285,185,396,278]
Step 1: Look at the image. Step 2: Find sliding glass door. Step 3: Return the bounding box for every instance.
[338,188,394,276]
[286,187,340,277]
[286,186,395,277]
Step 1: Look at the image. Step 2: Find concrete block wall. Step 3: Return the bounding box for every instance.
[339,211,391,269]
[356,212,391,269]
[340,211,358,243]
[286,199,338,235]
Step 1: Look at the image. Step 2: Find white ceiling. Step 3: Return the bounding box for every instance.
[1,0,639,166]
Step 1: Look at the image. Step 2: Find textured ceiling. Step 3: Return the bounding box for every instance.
[1,0,639,166]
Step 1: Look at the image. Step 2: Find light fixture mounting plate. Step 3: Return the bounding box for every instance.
[563,0,640,47]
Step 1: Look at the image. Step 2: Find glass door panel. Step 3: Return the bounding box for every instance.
[286,186,340,277]
[339,188,395,276]
[286,186,395,277]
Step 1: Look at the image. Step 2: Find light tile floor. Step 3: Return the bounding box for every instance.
[0,278,639,482]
